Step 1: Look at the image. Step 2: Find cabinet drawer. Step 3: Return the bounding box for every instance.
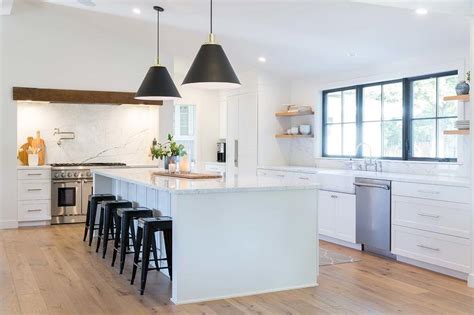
[392,225,470,273]
[257,169,289,179]
[292,172,318,182]
[18,169,51,180]
[392,196,471,239]
[18,180,51,201]
[18,200,51,221]
[392,182,469,204]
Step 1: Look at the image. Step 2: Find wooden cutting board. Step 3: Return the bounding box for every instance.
[151,171,223,179]
[18,137,33,166]
[31,131,46,166]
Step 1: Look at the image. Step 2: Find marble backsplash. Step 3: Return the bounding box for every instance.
[17,102,160,166]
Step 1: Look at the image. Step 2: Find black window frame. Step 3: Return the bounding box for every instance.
[322,70,458,162]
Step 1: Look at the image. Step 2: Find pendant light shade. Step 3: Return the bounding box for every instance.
[135,6,181,101]
[182,0,240,89]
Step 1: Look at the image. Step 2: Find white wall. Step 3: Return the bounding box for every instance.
[17,103,159,165]
[289,56,471,176]
[0,1,173,228]
[173,57,221,171]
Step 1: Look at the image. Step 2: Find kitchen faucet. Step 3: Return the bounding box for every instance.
[354,142,380,172]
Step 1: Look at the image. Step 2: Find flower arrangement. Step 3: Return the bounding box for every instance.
[150,134,186,161]
[466,71,470,84]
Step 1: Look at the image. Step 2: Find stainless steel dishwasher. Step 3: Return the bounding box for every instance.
[354,177,394,258]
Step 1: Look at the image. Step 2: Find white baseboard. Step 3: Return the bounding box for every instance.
[397,256,468,281]
[467,274,474,288]
[319,234,362,250]
[18,220,51,227]
[0,220,18,229]
[170,282,319,305]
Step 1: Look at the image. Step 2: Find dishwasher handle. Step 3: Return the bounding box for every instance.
[353,182,390,190]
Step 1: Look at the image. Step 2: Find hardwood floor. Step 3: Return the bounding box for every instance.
[1,224,473,314]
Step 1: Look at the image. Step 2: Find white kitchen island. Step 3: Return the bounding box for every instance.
[92,167,319,305]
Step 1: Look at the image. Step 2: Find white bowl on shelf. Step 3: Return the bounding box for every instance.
[290,127,299,135]
[299,125,311,135]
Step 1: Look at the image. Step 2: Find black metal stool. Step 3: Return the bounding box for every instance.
[83,194,116,246]
[131,216,172,295]
[96,200,133,257]
[112,208,158,274]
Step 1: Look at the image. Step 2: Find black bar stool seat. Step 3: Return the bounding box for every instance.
[96,200,133,257]
[83,194,116,246]
[112,207,157,274]
[131,216,172,295]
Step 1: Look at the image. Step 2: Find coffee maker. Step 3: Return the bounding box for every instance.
[217,139,226,162]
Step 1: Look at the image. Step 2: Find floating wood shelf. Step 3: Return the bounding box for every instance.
[275,134,313,138]
[443,129,470,135]
[13,87,163,106]
[443,95,470,102]
[275,111,314,117]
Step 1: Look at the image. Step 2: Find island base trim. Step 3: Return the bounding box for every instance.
[170,282,319,305]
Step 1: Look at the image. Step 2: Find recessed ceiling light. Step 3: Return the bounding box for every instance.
[133,8,141,14]
[258,56,266,63]
[415,8,428,15]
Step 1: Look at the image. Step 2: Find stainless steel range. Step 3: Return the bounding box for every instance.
[50,163,126,224]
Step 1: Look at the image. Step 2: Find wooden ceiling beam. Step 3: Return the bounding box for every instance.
[12,87,163,106]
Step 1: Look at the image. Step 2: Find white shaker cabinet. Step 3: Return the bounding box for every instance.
[318,190,356,243]
[17,167,52,226]
[226,92,258,177]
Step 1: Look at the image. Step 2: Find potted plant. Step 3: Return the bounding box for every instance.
[150,134,186,169]
[456,71,470,95]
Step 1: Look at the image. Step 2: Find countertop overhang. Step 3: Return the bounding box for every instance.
[93,167,320,194]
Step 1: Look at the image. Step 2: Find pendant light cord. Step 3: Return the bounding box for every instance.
[156,9,160,64]
[210,0,213,34]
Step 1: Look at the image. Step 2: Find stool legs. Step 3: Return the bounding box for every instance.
[119,216,131,274]
[111,215,121,267]
[140,224,153,295]
[102,206,115,258]
[83,200,91,242]
[95,206,105,253]
[130,225,143,285]
[163,229,173,281]
[88,199,98,246]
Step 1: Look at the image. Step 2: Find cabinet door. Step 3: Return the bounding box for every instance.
[318,190,337,237]
[335,193,356,243]
[226,95,239,176]
[237,92,258,176]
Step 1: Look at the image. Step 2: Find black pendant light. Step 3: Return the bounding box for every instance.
[135,6,181,101]
[182,0,240,89]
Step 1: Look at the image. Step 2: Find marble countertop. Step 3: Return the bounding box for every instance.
[258,166,470,187]
[93,167,320,194]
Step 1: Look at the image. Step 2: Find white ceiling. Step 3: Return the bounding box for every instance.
[30,1,474,78]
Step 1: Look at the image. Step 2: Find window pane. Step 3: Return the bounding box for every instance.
[383,120,402,157]
[343,123,356,156]
[362,85,381,121]
[438,75,458,117]
[326,124,341,155]
[438,118,457,159]
[179,106,189,136]
[362,122,381,157]
[383,82,403,120]
[412,119,436,158]
[326,92,342,124]
[343,90,356,123]
[412,78,436,118]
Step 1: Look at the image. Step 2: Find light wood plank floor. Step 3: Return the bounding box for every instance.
[0,224,473,314]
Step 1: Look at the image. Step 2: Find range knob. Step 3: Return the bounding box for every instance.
[86,171,92,177]
[74,172,79,177]
[67,172,73,178]
[61,172,66,178]
[54,173,60,178]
